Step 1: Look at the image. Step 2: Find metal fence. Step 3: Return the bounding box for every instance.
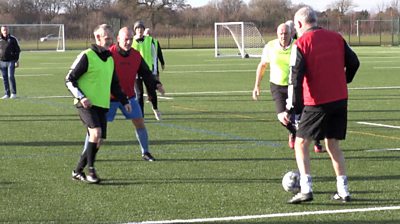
[8,17,400,51]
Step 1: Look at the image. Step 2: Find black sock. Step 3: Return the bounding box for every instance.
[86,142,97,168]
[75,152,87,173]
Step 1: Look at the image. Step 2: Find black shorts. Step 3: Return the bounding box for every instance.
[296,99,347,141]
[77,106,108,139]
[269,83,288,114]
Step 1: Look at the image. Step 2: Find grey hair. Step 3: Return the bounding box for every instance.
[285,20,295,32]
[295,6,317,25]
[277,23,290,35]
[93,24,113,36]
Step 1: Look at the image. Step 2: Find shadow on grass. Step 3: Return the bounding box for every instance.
[0,181,13,188]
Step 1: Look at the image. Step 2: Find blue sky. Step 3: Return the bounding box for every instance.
[187,0,393,12]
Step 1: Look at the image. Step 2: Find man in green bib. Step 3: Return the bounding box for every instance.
[252,23,322,152]
[132,20,162,121]
[66,24,131,184]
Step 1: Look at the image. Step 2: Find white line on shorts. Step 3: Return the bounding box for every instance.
[128,206,400,224]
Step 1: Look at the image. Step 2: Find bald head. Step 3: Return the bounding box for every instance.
[117,26,134,51]
[294,6,318,37]
[276,23,291,47]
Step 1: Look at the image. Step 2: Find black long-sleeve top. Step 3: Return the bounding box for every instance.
[65,44,128,107]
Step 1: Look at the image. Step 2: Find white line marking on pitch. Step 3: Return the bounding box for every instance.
[128,206,400,224]
[28,95,69,99]
[22,87,400,99]
[28,95,174,100]
[374,66,400,69]
[366,148,400,152]
[0,74,53,78]
[164,69,255,74]
[349,86,400,90]
[357,122,400,129]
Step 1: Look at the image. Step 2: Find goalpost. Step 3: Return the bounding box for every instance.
[1,24,65,51]
[355,19,400,46]
[214,22,265,58]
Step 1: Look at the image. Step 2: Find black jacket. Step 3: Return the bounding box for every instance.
[0,34,20,61]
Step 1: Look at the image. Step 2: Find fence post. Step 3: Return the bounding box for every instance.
[392,17,394,46]
[379,18,382,46]
[167,24,170,49]
[191,24,194,48]
[357,20,360,45]
[348,18,351,44]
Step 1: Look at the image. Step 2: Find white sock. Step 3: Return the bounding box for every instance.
[300,174,312,194]
[337,175,350,197]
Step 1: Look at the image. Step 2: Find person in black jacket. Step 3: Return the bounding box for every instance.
[0,26,20,99]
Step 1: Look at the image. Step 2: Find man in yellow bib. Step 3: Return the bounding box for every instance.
[132,21,162,121]
[66,24,131,184]
[252,23,322,152]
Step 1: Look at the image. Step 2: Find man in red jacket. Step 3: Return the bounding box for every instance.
[278,6,360,204]
[109,26,164,161]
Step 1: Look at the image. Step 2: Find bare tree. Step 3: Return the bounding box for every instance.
[197,3,220,27]
[136,0,188,29]
[216,0,246,21]
[248,0,291,31]
[389,0,400,16]
[376,1,387,13]
[328,0,356,15]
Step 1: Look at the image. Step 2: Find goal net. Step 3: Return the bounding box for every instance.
[214,22,265,58]
[355,19,400,46]
[1,24,65,51]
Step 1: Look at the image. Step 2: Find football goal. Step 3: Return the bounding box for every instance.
[354,19,400,46]
[1,24,65,51]
[214,22,265,58]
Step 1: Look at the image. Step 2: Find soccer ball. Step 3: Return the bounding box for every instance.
[282,170,300,194]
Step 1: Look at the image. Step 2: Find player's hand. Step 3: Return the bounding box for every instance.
[80,97,92,109]
[252,87,260,100]
[157,84,165,96]
[161,64,165,70]
[15,61,19,68]
[124,103,132,113]
[277,111,290,126]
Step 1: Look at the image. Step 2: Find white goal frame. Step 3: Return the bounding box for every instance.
[0,24,65,52]
[214,22,265,58]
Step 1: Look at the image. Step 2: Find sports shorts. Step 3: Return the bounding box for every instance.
[269,83,289,114]
[296,99,347,141]
[106,97,143,122]
[77,105,108,139]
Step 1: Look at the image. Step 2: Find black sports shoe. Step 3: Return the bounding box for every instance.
[72,170,86,182]
[87,168,100,184]
[142,152,155,161]
[331,192,351,203]
[288,192,314,204]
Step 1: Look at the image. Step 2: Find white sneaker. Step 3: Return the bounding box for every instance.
[1,95,9,99]
[153,109,162,121]
[10,94,16,99]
